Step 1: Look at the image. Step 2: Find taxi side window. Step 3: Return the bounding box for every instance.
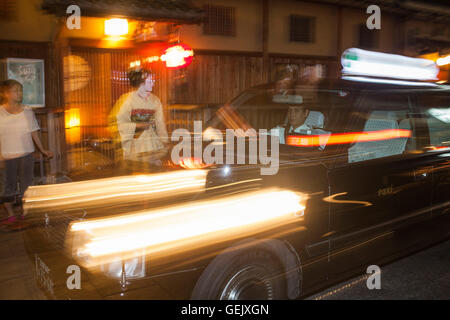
[348,94,414,163]
[416,93,450,149]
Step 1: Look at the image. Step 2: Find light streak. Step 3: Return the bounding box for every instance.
[286,129,411,147]
[69,188,306,267]
[23,170,207,211]
[342,76,438,87]
[323,192,372,207]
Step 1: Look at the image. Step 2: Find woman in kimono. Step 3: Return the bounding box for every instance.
[109,67,169,172]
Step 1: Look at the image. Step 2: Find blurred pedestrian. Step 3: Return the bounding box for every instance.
[108,66,169,173]
[274,64,298,94]
[0,79,53,229]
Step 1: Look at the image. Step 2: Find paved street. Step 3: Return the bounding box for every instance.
[306,238,450,300]
[0,225,46,299]
[0,220,448,300]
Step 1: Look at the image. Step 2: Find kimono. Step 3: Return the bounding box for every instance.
[112,91,169,162]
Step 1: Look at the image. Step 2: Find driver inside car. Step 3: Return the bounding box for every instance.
[270,105,330,150]
[271,105,331,150]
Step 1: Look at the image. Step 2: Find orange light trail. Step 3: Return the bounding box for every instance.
[286,129,411,147]
[179,157,213,169]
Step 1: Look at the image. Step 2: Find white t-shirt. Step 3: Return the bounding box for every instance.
[0,105,40,159]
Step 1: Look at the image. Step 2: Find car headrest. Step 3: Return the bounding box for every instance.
[363,118,397,132]
[304,111,325,128]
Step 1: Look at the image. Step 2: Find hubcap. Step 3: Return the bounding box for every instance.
[220,266,275,300]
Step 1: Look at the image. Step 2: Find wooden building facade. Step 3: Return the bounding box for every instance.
[1,0,449,181]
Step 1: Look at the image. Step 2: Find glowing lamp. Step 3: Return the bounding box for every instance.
[65,108,80,128]
[160,43,194,69]
[65,108,81,145]
[129,60,141,68]
[105,19,128,37]
[144,56,160,64]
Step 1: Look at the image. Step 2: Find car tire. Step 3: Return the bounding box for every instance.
[191,245,287,300]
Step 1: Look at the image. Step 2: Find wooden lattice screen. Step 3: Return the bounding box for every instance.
[0,0,17,21]
[290,15,315,43]
[203,4,236,37]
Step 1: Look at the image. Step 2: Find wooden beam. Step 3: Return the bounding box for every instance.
[68,38,136,50]
[262,0,270,82]
[336,5,342,78]
[194,49,263,57]
[269,53,338,60]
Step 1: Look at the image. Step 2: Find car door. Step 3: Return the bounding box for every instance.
[380,90,450,252]
[327,91,428,278]
[413,92,450,233]
[385,93,437,227]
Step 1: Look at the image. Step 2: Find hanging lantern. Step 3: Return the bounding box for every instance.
[104,18,129,37]
[160,43,194,69]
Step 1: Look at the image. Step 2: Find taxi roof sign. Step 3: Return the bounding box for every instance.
[342,48,439,81]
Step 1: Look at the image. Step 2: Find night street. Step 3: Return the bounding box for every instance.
[1,0,449,302]
[306,237,450,300]
[0,226,448,300]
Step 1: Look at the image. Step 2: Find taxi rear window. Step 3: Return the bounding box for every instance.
[417,93,450,148]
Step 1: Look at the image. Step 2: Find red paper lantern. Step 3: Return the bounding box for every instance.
[160,43,194,69]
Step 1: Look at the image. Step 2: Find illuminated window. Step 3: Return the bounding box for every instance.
[203,4,236,37]
[290,15,315,43]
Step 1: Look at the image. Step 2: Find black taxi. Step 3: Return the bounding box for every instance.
[23,49,450,299]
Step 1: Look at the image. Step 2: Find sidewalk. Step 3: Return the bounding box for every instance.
[0,206,47,300]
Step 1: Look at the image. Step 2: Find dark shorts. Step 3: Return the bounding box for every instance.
[1,153,34,203]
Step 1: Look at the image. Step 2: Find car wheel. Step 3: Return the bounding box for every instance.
[191,247,287,300]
